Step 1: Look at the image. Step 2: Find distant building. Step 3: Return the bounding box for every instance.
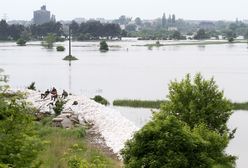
[33,5,52,25]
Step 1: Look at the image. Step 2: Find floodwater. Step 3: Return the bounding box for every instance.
[0,39,248,102]
[0,39,248,167]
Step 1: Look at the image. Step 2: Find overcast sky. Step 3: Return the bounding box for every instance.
[1,0,247,21]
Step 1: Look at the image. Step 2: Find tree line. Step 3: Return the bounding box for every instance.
[69,20,122,40]
[0,19,122,41]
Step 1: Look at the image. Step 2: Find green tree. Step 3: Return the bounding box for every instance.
[99,40,109,51]
[135,17,142,26]
[16,38,27,46]
[159,73,233,134]
[125,24,137,32]
[121,116,235,168]
[162,13,166,28]
[0,20,8,40]
[0,73,42,167]
[42,33,56,48]
[194,29,209,40]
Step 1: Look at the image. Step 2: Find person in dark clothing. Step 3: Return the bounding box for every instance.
[41,89,50,99]
[62,90,68,99]
[51,87,58,101]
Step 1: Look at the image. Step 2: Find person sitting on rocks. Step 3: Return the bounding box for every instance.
[51,87,58,101]
[41,89,50,99]
[61,90,68,99]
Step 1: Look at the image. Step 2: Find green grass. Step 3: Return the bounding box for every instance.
[34,117,120,168]
[113,99,166,109]
[233,102,248,110]
[113,99,248,111]
[133,40,248,47]
[63,55,78,61]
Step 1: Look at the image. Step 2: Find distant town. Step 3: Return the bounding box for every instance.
[1,5,248,41]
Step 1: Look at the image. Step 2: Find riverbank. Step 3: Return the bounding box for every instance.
[113,99,248,110]
[132,40,248,47]
[22,89,138,159]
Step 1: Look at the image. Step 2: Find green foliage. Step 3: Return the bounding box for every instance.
[27,81,36,90]
[113,99,165,109]
[63,55,78,61]
[159,73,233,134]
[35,123,117,168]
[0,97,42,167]
[121,116,236,168]
[194,29,209,40]
[92,95,109,106]
[233,102,248,110]
[99,40,109,51]
[228,37,234,43]
[122,73,236,168]
[16,38,27,46]
[56,45,65,51]
[42,33,57,48]
[53,98,67,116]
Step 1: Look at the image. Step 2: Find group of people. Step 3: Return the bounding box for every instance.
[41,87,68,101]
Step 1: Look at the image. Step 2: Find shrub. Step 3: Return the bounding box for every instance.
[27,82,36,90]
[53,99,67,116]
[99,40,109,51]
[16,38,27,46]
[92,95,109,106]
[56,46,65,51]
[159,73,233,134]
[121,116,236,168]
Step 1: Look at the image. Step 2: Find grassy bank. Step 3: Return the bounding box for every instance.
[132,40,248,47]
[35,117,120,168]
[113,100,166,109]
[113,99,248,111]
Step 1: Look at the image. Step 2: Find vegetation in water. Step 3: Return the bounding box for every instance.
[99,40,109,51]
[42,33,57,48]
[121,73,236,168]
[113,99,165,109]
[92,95,109,106]
[63,55,78,61]
[16,38,27,46]
[56,45,65,51]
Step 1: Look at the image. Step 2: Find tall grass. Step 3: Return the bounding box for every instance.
[233,102,248,110]
[113,99,248,111]
[113,99,166,109]
[34,117,119,168]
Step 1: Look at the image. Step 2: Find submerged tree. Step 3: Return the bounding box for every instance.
[42,33,56,48]
[99,40,109,51]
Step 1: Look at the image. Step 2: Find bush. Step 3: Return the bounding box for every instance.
[16,38,27,46]
[228,37,234,43]
[159,73,233,134]
[27,82,36,90]
[53,99,67,116]
[121,73,236,168]
[121,116,236,168]
[56,46,65,51]
[99,40,109,51]
[92,95,109,106]
[0,98,43,167]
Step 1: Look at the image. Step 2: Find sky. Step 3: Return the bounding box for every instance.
[0,0,248,21]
